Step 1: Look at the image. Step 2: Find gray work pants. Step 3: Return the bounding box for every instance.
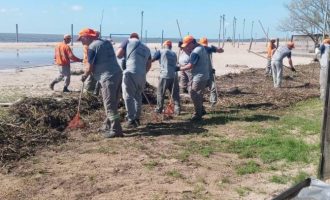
[271,61,283,88]
[100,71,123,135]
[122,71,145,122]
[53,65,70,87]
[190,79,208,117]
[85,75,101,95]
[208,73,218,105]
[320,64,329,101]
[179,70,192,92]
[266,58,272,74]
[156,77,180,112]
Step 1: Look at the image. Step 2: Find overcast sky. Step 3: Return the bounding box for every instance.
[0,0,291,39]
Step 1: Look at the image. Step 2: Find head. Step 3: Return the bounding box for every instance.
[270,38,276,43]
[77,28,98,45]
[163,40,172,49]
[181,35,197,53]
[130,32,139,39]
[323,38,330,45]
[63,34,72,44]
[199,37,208,46]
[287,41,295,49]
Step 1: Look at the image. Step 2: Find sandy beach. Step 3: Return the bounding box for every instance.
[0,41,314,103]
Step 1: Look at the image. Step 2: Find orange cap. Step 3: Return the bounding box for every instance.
[199,37,208,46]
[181,35,195,48]
[323,39,330,44]
[287,41,295,48]
[130,32,139,39]
[77,28,97,41]
[163,40,172,47]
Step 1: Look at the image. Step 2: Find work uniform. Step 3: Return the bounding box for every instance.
[179,51,192,93]
[271,46,292,88]
[83,44,101,95]
[153,48,180,114]
[121,38,151,124]
[204,46,218,105]
[189,45,209,118]
[320,43,330,101]
[266,42,276,75]
[88,39,123,135]
[52,42,81,90]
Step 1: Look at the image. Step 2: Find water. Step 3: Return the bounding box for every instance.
[0,48,83,70]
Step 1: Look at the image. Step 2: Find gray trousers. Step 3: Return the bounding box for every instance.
[179,70,192,92]
[207,73,218,104]
[266,58,272,74]
[100,71,123,135]
[271,61,283,88]
[53,65,70,87]
[156,77,180,112]
[320,64,329,101]
[190,79,208,117]
[85,75,101,95]
[122,71,145,122]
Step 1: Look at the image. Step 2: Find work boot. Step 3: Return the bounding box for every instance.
[125,120,137,129]
[49,81,56,90]
[134,119,141,127]
[190,114,202,121]
[63,86,70,92]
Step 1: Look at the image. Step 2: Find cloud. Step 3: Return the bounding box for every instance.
[71,5,83,11]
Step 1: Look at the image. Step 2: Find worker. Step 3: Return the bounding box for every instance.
[177,35,209,121]
[79,28,123,138]
[271,42,296,88]
[116,33,152,128]
[178,41,192,94]
[199,37,224,107]
[84,30,101,95]
[152,40,180,115]
[50,34,82,92]
[319,39,330,101]
[265,39,277,75]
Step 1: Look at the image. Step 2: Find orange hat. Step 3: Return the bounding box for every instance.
[163,40,172,47]
[77,28,97,41]
[64,34,71,39]
[130,32,139,39]
[287,41,295,48]
[323,38,330,44]
[199,37,208,46]
[181,35,195,48]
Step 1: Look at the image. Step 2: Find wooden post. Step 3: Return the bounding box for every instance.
[71,24,73,46]
[161,29,164,46]
[16,24,18,43]
[319,60,330,180]
[242,18,245,44]
[218,15,222,48]
[140,11,144,41]
[222,15,225,48]
[145,30,147,44]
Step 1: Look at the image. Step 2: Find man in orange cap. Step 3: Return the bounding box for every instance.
[116,32,152,128]
[50,34,82,92]
[199,37,224,107]
[151,40,180,115]
[177,35,210,121]
[319,38,330,100]
[265,39,277,75]
[178,40,192,94]
[78,28,123,138]
[271,41,295,88]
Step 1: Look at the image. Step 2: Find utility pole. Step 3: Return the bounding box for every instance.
[100,9,104,38]
[222,14,225,47]
[141,11,144,41]
[16,24,18,43]
[145,30,147,44]
[218,15,222,48]
[242,18,245,44]
[71,24,73,46]
[233,17,237,47]
[161,29,164,46]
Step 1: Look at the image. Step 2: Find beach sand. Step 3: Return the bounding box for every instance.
[0,41,314,103]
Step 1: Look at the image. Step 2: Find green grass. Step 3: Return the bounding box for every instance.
[143,160,159,170]
[236,160,261,175]
[165,169,184,179]
[270,175,290,184]
[292,171,310,185]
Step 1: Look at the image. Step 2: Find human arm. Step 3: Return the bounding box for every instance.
[151,50,161,62]
[146,56,152,73]
[116,39,129,59]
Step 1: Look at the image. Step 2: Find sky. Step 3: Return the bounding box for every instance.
[0,0,291,39]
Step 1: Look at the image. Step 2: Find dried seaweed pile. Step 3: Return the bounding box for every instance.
[214,63,320,109]
[142,82,157,104]
[0,95,103,165]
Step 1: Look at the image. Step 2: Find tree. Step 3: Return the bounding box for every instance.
[279,0,329,44]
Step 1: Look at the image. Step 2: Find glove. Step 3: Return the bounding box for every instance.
[175,67,181,72]
[81,74,88,82]
[212,68,216,74]
[291,67,296,72]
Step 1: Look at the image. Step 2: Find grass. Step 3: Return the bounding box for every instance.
[236,160,261,175]
[165,169,184,179]
[143,160,159,170]
[270,175,290,184]
[292,171,310,185]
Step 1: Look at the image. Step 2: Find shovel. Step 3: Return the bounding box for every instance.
[67,82,86,129]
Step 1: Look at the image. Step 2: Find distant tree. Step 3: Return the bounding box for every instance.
[279,0,329,44]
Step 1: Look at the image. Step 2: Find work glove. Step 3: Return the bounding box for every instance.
[291,67,296,72]
[81,74,88,82]
[212,68,216,74]
[178,41,183,48]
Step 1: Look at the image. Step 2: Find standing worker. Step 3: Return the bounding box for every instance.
[265,39,277,75]
[79,28,123,138]
[177,35,209,121]
[178,41,192,94]
[319,39,330,101]
[50,34,82,92]
[152,40,180,115]
[116,33,152,128]
[199,37,224,107]
[271,42,296,88]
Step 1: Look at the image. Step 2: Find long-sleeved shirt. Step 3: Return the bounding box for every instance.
[54,42,81,66]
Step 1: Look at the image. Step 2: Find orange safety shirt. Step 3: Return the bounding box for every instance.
[267,42,276,58]
[54,42,81,66]
[83,45,89,64]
